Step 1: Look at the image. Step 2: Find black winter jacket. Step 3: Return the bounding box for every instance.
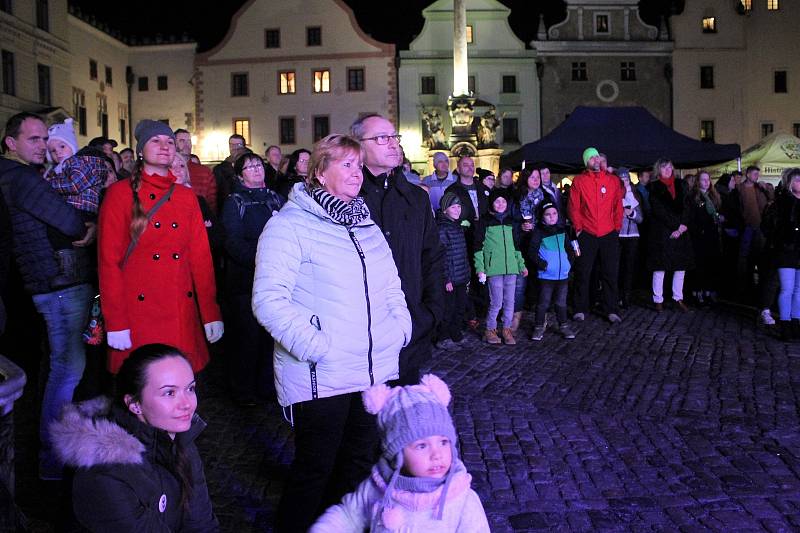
[51,398,219,532]
[767,190,800,269]
[361,166,445,371]
[645,179,695,272]
[0,157,87,294]
[436,213,470,285]
[444,178,490,223]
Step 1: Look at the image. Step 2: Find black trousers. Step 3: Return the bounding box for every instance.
[439,283,467,342]
[274,392,379,532]
[573,231,620,315]
[618,237,639,299]
[536,279,569,326]
[227,292,274,399]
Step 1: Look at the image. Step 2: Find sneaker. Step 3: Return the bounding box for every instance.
[531,325,546,341]
[760,308,776,326]
[483,328,502,344]
[467,318,480,331]
[559,323,576,339]
[573,312,585,322]
[608,313,622,323]
[501,327,516,345]
[436,339,460,351]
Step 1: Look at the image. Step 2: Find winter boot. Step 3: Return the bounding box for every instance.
[559,323,577,339]
[530,325,546,341]
[501,327,516,345]
[510,311,523,333]
[483,328,502,344]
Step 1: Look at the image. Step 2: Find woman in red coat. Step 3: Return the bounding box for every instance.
[99,120,223,373]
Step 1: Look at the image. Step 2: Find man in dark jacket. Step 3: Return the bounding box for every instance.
[352,113,444,385]
[445,156,489,224]
[0,112,93,480]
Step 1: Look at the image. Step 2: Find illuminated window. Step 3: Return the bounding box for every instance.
[700,120,715,143]
[313,69,330,93]
[767,0,778,10]
[741,0,751,10]
[233,119,250,145]
[466,25,473,44]
[279,71,295,94]
[702,17,716,33]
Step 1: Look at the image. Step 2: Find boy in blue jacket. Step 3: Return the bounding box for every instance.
[528,202,577,341]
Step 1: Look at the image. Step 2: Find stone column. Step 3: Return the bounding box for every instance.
[453,0,469,97]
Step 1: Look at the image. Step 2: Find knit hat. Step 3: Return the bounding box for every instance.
[440,191,461,211]
[432,152,449,165]
[47,118,78,160]
[476,168,495,180]
[616,167,630,179]
[134,120,175,157]
[488,187,511,210]
[363,375,458,525]
[582,147,600,167]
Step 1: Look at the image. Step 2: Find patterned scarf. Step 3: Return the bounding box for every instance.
[308,185,370,227]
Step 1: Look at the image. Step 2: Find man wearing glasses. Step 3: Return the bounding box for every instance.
[351,113,444,386]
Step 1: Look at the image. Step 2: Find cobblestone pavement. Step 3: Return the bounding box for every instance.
[13,302,800,531]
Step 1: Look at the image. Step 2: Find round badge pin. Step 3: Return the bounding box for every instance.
[159,494,167,513]
[600,186,607,194]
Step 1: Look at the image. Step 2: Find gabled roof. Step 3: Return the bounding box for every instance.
[503,106,740,172]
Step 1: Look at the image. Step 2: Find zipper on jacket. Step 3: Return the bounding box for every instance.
[348,229,375,386]
[503,224,509,273]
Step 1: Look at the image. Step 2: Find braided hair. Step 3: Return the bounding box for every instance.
[128,160,150,242]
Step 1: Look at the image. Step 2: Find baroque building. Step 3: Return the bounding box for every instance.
[532,0,672,136]
[194,0,396,161]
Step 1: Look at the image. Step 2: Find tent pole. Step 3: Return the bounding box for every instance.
[737,157,741,172]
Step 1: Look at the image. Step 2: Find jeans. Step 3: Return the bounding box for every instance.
[777,268,800,321]
[652,270,685,303]
[486,274,516,329]
[513,274,527,312]
[536,279,568,326]
[31,283,93,470]
[275,392,378,533]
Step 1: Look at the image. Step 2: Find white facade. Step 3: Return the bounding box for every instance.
[398,0,538,168]
[194,0,396,162]
[672,0,800,148]
[0,0,194,151]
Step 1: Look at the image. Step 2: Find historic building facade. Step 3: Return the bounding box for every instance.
[671,0,799,148]
[398,0,538,171]
[194,0,395,161]
[532,0,672,136]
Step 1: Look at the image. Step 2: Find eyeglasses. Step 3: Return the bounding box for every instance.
[360,134,402,145]
[242,164,263,172]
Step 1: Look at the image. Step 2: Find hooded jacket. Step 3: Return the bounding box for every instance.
[528,222,572,281]
[252,183,412,407]
[50,397,219,532]
[436,211,470,286]
[473,212,526,277]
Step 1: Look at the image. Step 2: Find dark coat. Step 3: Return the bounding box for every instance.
[444,178,490,223]
[436,212,470,286]
[0,185,9,334]
[360,166,445,372]
[767,190,800,269]
[687,191,722,269]
[51,398,219,532]
[646,179,695,272]
[221,182,284,295]
[0,157,87,294]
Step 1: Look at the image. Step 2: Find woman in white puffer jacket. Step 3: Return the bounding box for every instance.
[252,133,412,532]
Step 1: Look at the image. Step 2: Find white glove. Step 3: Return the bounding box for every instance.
[477,272,487,284]
[108,329,132,350]
[204,321,224,343]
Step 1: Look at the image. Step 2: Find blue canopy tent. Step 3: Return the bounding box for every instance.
[502,106,741,173]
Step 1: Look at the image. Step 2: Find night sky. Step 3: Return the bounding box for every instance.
[69,0,681,53]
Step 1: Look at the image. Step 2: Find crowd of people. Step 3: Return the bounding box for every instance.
[2,107,799,531]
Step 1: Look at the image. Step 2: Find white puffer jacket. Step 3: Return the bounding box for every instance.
[253,183,412,407]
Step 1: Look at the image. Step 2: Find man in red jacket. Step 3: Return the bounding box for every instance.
[175,128,217,213]
[568,147,624,323]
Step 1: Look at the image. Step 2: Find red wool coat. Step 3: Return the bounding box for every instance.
[99,171,221,373]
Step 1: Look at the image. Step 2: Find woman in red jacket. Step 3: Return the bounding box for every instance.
[99,120,223,373]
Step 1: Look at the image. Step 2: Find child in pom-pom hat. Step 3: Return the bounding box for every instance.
[311,374,489,532]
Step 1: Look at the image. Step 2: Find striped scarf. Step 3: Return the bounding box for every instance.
[308,185,370,227]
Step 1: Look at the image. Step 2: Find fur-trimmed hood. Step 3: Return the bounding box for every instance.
[50,396,206,468]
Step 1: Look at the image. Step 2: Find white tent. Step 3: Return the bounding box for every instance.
[708,133,800,185]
